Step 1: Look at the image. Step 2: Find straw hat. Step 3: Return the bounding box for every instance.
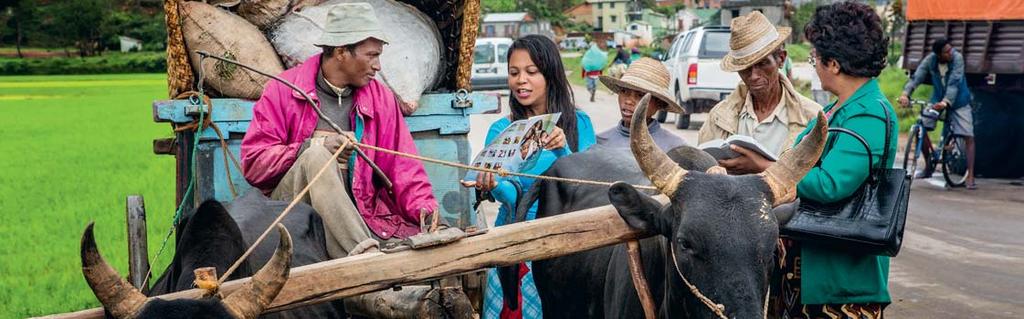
[720,11,791,72]
[314,3,390,47]
[599,57,685,114]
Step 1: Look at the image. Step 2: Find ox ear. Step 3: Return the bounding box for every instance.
[609,182,671,236]
[770,198,798,227]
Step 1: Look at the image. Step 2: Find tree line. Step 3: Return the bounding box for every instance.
[0,0,166,58]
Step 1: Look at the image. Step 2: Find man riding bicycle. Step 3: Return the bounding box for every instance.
[898,37,976,189]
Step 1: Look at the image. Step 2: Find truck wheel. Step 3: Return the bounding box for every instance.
[675,114,691,129]
[655,110,668,123]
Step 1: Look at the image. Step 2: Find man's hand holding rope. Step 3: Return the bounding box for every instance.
[323,131,357,167]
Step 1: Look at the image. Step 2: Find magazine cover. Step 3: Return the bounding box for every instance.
[463,113,562,182]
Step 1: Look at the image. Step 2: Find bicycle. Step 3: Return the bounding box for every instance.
[902,99,970,188]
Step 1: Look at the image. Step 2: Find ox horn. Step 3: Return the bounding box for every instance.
[630,93,687,196]
[759,112,829,206]
[81,222,148,318]
[222,223,293,319]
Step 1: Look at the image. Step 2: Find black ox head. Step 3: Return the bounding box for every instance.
[80,222,294,319]
[610,94,826,318]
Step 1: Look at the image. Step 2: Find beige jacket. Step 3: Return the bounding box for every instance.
[698,76,822,153]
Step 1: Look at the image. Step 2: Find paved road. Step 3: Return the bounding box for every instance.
[467,83,1024,318]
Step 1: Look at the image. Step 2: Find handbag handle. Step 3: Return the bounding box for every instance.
[825,127,875,182]
[821,101,894,184]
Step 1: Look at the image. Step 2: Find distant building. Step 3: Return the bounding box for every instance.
[480,12,553,39]
[677,8,722,30]
[720,0,787,27]
[657,0,722,8]
[588,0,632,32]
[119,36,143,52]
[563,2,596,27]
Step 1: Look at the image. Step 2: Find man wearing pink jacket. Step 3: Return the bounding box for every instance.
[241,3,436,259]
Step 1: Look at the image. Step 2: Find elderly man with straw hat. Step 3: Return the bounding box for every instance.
[698,11,821,175]
[241,3,440,259]
[597,57,689,151]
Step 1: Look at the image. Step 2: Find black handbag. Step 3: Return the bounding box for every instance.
[780,102,911,257]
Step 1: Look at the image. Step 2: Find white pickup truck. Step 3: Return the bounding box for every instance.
[660,26,741,129]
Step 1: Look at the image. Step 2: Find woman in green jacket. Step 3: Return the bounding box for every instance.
[775,2,898,318]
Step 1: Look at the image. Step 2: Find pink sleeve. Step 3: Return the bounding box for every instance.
[381,98,438,221]
[240,84,302,192]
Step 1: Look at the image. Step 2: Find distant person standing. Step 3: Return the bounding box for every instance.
[581,41,609,102]
[608,46,630,78]
[629,47,642,63]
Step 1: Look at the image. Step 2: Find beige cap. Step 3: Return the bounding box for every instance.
[314,3,390,47]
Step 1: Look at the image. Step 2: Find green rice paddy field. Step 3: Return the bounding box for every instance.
[0,73,178,317]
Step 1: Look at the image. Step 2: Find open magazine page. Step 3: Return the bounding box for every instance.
[464,113,562,182]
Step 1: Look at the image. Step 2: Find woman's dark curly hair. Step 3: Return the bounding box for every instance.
[804,1,888,77]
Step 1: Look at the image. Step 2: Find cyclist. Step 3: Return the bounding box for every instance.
[898,37,976,189]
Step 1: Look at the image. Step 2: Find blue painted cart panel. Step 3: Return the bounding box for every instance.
[154,92,500,227]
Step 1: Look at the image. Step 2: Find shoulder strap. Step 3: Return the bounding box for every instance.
[879,101,893,172]
[820,101,893,183]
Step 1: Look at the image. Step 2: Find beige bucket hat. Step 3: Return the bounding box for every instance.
[599,57,686,114]
[313,3,390,47]
[720,11,791,72]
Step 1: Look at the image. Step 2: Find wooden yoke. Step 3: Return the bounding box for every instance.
[40,197,667,319]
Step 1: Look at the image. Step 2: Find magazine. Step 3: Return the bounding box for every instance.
[463,113,562,182]
[697,135,778,161]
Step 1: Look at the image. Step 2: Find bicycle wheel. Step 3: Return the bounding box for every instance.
[941,135,969,187]
[902,125,921,175]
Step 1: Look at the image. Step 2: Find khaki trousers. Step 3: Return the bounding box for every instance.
[271,146,373,259]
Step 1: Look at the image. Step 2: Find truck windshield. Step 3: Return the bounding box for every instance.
[699,31,730,59]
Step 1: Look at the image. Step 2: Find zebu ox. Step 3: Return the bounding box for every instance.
[507,95,825,318]
[80,220,294,319]
[81,191,348,318]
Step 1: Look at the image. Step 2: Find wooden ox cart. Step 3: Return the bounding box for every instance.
[39,0,665,317]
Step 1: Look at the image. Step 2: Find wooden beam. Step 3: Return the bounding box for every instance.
[37,197,667,319]
[125,195,150,294]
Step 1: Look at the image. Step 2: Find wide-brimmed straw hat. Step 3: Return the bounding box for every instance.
[314,3,390,47]
[599,57,685,114]
[720,11,791,72]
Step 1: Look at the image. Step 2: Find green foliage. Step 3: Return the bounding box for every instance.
[482,0,517,13]
[790,1,818,41]
[786,42,810,65]
[482,0,582,21]
[1,0,166,55]
[0,73,176,317]
[43,0,113,56]
[0,52,166,75]
[101,10,167,51]
[878,65,932,132]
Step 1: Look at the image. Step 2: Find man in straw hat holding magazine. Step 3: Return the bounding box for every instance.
[698,11,821,175]
[596,57,690,151]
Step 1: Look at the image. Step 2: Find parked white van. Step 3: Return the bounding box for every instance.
[471,37,514,90]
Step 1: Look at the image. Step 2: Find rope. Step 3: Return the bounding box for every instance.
[172,91,244,198]
[218,139,351,284]
[139,93,207,289]
[352,142,658,191]
[670,243,728,319]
